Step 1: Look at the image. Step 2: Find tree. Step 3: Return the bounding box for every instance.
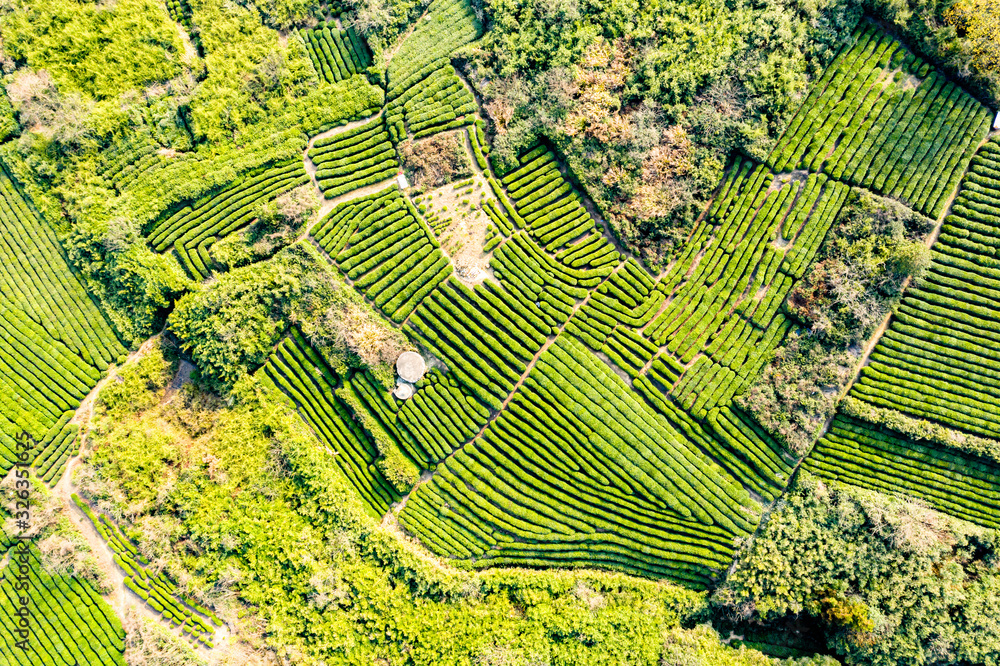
[945,0,1000,72]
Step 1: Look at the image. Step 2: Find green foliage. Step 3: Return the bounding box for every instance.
[0,88,18,143]
[375,445,420,491]
[96,338,176,420]
[738,188,933,455]
[167,245,313,389]
[64,223,192,346]
[187,0,316,144]
[245,0,325,30]
[0,0,184,99]
[168,242,403,390]
[83,354,711,664]
[736,333,852,457]
[660,624,837,666]
[473,0,862,263]
[867,0,1000,105]
[211,183,319,270]
[719,473,1000,666]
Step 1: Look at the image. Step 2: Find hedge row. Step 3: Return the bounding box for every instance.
[336,369,419,493]
[566,258,662,368]
[124,78,383,226]
[491,231,612,329]
[146,160,308,279]
[299,20,370,84]
[766,23,992,218]
[32,421,79,487]
[70,494,219,647]
[397,371,490,464]
[848,138,1000,438]
[258,330,398,516]
[404,278,547,409]
[803,415,1000,529]
[386,0,480,103]
[646,160,841,383]
[0,168,123,441]
[384,0,481,142]
[0,546,126,665]
[553,233,620,269]
[396,66,477,140]
[309,116,399,197]
[501,148,599,251]
[317,186,451,323]
[398,335,761,585]
[635,380,793,503]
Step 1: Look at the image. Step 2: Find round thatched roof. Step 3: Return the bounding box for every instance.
[396,351,426,383]
[393,382,415,400]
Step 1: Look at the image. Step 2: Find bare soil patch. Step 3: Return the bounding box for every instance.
[415,174,495,285]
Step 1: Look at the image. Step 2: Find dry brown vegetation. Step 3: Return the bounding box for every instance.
[398,130,472,188]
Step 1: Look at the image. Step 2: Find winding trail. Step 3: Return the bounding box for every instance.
[302,111,388,224]
[47,341,231,661]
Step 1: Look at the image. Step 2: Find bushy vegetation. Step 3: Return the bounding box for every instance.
[463,0,862,265]
[80,342,725,664]
[398,131,472,188]
[4,0,1000,661]
[168,243,402,391]
[0,0,185,99]
[738,189,933,454]
[719,473,1000,665]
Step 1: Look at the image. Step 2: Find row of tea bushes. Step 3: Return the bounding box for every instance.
[850,138,1000,439]
[767,23,992,218]
[0,166,124,443]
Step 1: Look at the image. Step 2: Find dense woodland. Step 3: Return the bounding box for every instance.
[1,0,1000,664]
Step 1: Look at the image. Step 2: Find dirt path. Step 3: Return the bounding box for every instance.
[57,460,229,661]
[161,360,195,406]
[302,111,386,224]
[48,340,231,661]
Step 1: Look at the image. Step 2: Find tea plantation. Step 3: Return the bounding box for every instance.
[3,0,1000,662]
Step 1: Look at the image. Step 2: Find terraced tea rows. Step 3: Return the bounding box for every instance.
[31,419,79,487]
[803,416,1000,529]
[405,278,550,410]
[850,138,1000,439]
[397,371,490,465]
[0,545,126,664]
[336,369,419,492]
[148,159,309,279]
[399,66,477,139]
[308,116,398,197]
[767,24,992,218]
[310,186,452,323]
[400,336,760,586]
[73,495,222,646]
[299,20,371,84]
[122,80,383,224]
[501,147,610,254]
[259,331,400,516]
[385,0,481,142]
[656,168,841,406]
[0,166,125,453]
[492,231,614,329]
